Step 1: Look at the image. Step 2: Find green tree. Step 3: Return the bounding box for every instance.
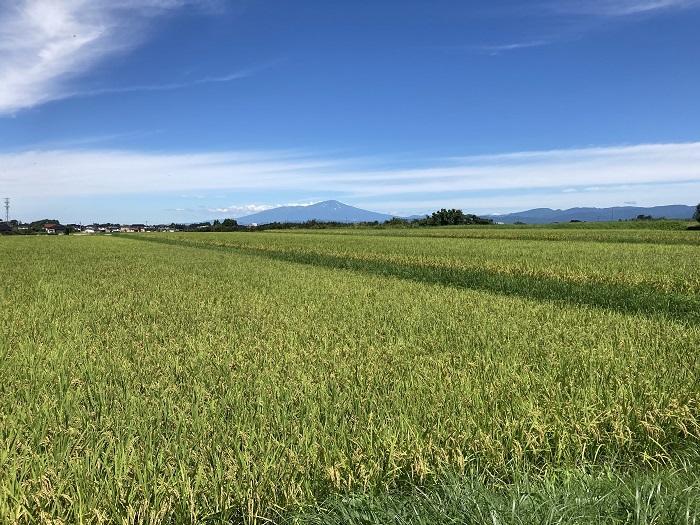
[422,209,493,226]
[221,218,238,231]
[694,203,700,222]
[385,217,409,227]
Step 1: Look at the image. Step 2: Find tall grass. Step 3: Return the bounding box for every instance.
[1,230,699,523]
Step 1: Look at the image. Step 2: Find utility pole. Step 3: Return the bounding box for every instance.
[3,198,9,223]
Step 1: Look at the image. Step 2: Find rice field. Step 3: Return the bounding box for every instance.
[1,224,699,523]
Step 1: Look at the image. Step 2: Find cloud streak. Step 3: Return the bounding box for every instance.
[468,0,700,53]
[64,59,282,100]
[0,0,209,115]
[477,40,551,54]
[551,0,700,16]
[64,71,256,99]
[2,143,700,211]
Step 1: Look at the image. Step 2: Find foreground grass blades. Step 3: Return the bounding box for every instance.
[1,228,699,523]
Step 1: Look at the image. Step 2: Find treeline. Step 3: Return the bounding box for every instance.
[176,209,493,232]
[418,209,493,226]
[1,209,495,235]
[0,219,68,235]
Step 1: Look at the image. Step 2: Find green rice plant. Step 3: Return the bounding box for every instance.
[276,222,700,245]
[1,229,699,523]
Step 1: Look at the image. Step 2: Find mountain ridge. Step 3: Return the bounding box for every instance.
[234,201,695,225]
[485,205,694,224]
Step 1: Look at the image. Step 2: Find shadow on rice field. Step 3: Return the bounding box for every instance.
[126,235,700,324]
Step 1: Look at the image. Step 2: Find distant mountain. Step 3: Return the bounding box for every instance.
[486,205,695,224]
[236,200,395,225]
[235,202,694,226]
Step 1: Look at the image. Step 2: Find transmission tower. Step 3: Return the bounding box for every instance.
[3,198,8,223]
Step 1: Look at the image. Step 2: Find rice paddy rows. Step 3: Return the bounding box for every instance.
[142,231,700,320]
[277,222,700,246]
[1,228,699,523]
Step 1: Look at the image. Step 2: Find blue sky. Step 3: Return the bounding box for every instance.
[1,0,699,223]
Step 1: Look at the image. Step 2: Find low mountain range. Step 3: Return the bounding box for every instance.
[485,205,695,224]
[235,201,695,225]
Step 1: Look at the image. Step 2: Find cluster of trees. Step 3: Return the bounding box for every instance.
[372,210,493,228]
[419,209,493,226]
[690,203,700,230]
[0,219,70,235]
[211,219,239,232]
[159,219,240,232]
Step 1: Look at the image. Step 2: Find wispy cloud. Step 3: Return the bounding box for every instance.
[65,71,256,99]
[2,143,700,212]
[204,201,322,217]
[0,0,216,115]
[465,0,700,53]
[430,39,552,55]
[550,0,700,16]
[477,40,551,54]
[208,204,274,215]
[8,130,164,150]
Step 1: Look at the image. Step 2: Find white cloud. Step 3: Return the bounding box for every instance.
[199,201,322,217]
[4,143,698,220]
[0,142,700,197]
[0,0,207,115]
[1,143,699,212]
[208,204,274,215]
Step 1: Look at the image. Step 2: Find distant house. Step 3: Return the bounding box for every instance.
[43,223,61,234]
[119,225,144,232]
